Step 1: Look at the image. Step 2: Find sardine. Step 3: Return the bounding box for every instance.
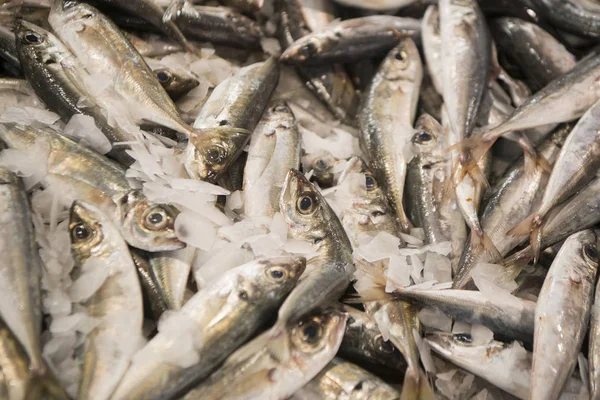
[188,57,279,181]
[181,308,347,400]
[276,0,359,123]
[125,32,182,58]
[275,170,354,328]
[243,101,301,219]
[427,332,585,400]
[339,305,406,371]
[298,0,337,32]
[453,123,569,288]
[69,201,144,400]
[280,16,421,66]
[154,67,199,101]
[0,24,20,69]
[219,0,264,13]
[0,123,184,251]
[291,357,402,400]
[421,5,442,94]
[531,0,600,38]
[167,4,262,49]
[358,40,423,233]
[490,17,576,92]
[148,247,195,311]
[0,167,43,372]
[15,20,136,165]
[112,256,305,400]
[331,0,418,10]
[531,230,598,400]
[130,248,169,320]
[590,247,600,399]
[511,99,600,262]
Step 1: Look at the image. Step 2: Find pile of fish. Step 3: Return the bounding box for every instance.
[1,0,600,399]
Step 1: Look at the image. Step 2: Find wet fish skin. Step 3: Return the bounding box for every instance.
[291,357,402,400]
[181,308,347,400]
[336,156,398,247]
[427,333,584,400]
[453,123,569,289]
[69,201,144,400]
[298,0,337,32]
[530,0,600,38]
[0,25,20,69]
[275,170,354,327]
[168,4,262,49]
[154,67,199,101]
[359,40,423,234]
[111,256,305,400]
[421,5,442,94]
[219,0,264,13]
[0,123,184,252]
[15,19,136,165]
[187,57,280,181]
[280,16,421,66]
[0,168,43,373]
[331,0,418,11]
[276,0,359,123]
[490,17,576,92]
[125,32,182,57]
[243,101,301,219]
[531,230,598,400]
[130,248,169,320]
[339,306,406,371]
[393,286,535,343]
[406,113,465,270]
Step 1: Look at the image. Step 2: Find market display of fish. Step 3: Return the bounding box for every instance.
[1,0,600,399]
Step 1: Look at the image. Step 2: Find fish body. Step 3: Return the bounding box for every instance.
[531,230,598,400]
[0,25,20,69]
[181,308,347,400]
[112,257,305,400]
[358,40,423,233]
[531,0,600,37]
[69,201,144,400]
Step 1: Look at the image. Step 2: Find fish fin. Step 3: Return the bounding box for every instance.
[354,259,387,288]
[401,368,434,400]
[163,0,185,23]
[343,291,389,304]
[507,213,536,237]
[471,230,502,263]
[530,221,544,264]
[467,163,490,190]
[520,140,552,176]
[419,369,435,400]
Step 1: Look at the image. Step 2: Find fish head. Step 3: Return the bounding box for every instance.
[411,113,443,154]
[154,68,199,100]
[380,39,422,82]
[185,128,251,181]
[14,20,60,63]
[289,307,347,363]
[50,0,99,26]
[69,201,107,265]
[279,169,330,242]
[280,36,323,64]
[118,191,185,252]
[307,152,337,188]
[254,256,307,298]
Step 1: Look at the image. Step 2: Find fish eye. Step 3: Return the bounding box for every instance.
[144,207,169,230]
[302,42,318,56]
[413,131,433,143]
[365,174,376,190]
[395,50,407,61]
[314,158,328,170]
[584,244,598,263]
[82,13,95,19]
[273,104,289,113]
[24,31,42,44]
[375,335,395,354]
[238,289,249,301]
[298,319,323,344]
[156,70,172,84]
[266,266,288,282]
[71,222,91,243]
[453,333,472,343]
[205,145,227,165]
[297,194,317,215]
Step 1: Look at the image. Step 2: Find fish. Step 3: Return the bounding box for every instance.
[154,67,199,101]
[0,123,184,252]
[427,332,585,400]
[148,247,195,311]
[336,156,398,247]
[358,40,423,234]
[219,0,264,13]
[111,256,305,400]
[188,57,279,181]
[274,170,354,329]
[243,101,301,219]
[280,15,421,66]
[91,0,197,53]
[0,24,20,70]
[490,17,576,92]
[276,0,359,123]
[125,32,182,58]
[297,0,337,33]
[531,230,598,400]
[181,307,347,400]
[510,99,600,262]
[0,167,43,373]
[306,152,339,189]
[69,200,144,400]
[339,305,406,371]
[590,252,600,399]
[391,286,535,343]
[406,113,466,272]
[291,357,402,400]
[15,19,136,165]
[506,174,600,266]
[165,4,262,49]
[452,122,569,288]
[531,0,600,37]
[130,248,170,320]
[421,5,442,95]
[331,0,418,10]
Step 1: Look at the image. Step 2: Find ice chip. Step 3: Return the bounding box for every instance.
[470,324,494,346]
[175,211,217,251]
[418,307,452,332]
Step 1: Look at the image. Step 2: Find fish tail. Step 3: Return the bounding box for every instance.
[468,162,490,190]
[521,142,552,176]
[530,220,544,264]
[471,229,502,262]
[400,368,434,400]
[507,213,536,237]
